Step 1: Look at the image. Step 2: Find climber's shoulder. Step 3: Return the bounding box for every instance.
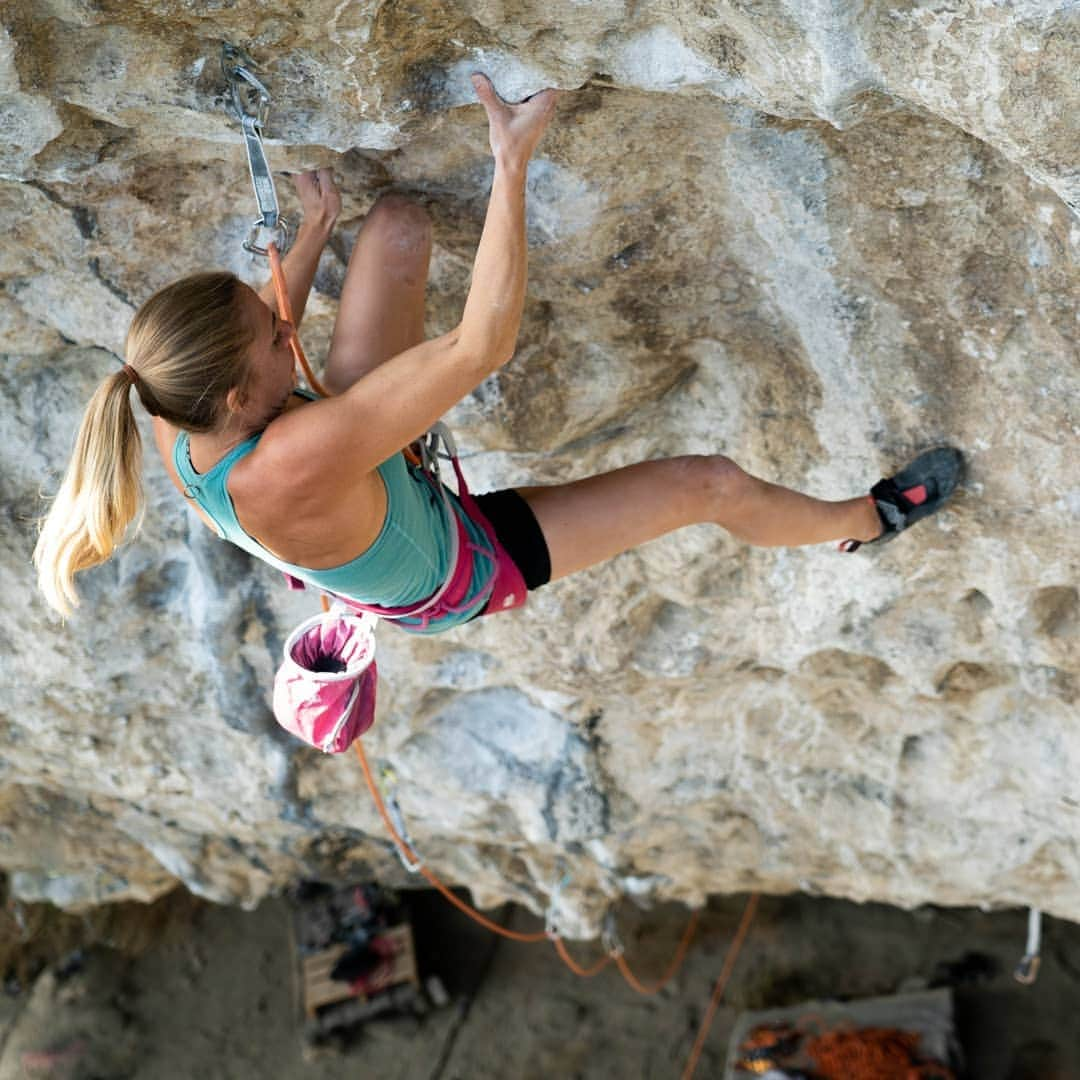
[150,416,218,533]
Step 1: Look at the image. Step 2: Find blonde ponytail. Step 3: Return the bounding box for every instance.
[34,272,253,616]
[34,369,144,616]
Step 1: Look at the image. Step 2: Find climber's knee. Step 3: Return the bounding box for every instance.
[689,454,754,509]
[357,195,432,283]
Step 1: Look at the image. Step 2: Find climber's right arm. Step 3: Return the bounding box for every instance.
[264,76,558,484]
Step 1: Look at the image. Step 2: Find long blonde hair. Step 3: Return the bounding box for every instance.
[34,273,256,616]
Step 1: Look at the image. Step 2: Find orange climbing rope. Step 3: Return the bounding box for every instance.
[353,740,548,944]
[550,937,614,978]
[271,238,756,1058]
[269,240,333,619]
[267,241,330,399]
[681,891,761,1080]
[550,911,703,987]
[354,740,720,994]
[805,1027,957,1080]
[615,917,702,995]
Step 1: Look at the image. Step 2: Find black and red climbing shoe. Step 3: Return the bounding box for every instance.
[839,447,963,552]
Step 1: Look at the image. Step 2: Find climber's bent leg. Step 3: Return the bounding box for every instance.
[323,195,433,394]
[518,455,881,583]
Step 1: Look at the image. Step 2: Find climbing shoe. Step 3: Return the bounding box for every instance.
[839,446,963,552]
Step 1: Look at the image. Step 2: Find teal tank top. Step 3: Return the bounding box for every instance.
[171,397,493,634]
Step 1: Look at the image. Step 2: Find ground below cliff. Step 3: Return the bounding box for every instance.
[1,886,1078,1079]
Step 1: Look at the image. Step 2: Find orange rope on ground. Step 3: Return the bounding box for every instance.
[267,241,330,398]
[806,1028,957,1080]
[681,892,760,1080]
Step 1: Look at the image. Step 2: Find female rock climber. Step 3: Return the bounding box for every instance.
[34,75,961,628]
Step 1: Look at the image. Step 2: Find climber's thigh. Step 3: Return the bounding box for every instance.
[519,457,728,582]
[323,195,433,394]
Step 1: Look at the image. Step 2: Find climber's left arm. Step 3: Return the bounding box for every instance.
[257,168,341,329]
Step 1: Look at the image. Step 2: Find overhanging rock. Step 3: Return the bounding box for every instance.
[1,2,1078,937]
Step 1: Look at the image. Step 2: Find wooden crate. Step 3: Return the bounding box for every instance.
[302,923,419,1020]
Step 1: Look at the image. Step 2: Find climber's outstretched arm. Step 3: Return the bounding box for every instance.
[257,169,341,329]
[455,75,556,368]
[268,76,558,482]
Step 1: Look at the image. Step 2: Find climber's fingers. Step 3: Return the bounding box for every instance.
[471,72,558,169]
[292,168,342,225]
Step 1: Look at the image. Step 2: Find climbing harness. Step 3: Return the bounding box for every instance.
[220,48,757,1053]
[339,423,527,626]
[280,423,526,631]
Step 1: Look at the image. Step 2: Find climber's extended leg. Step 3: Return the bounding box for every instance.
[323,195,433,393]
[518,455,883,582]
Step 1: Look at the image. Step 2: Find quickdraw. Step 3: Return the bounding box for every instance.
[1014,906,1041,985]
[222,42,327,395]
[222,43,291,256]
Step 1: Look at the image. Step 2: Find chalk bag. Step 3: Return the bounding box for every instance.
[273,608,378,753]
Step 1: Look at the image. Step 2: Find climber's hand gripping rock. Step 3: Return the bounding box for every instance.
[471,72,559,175]
[292,167,342,232]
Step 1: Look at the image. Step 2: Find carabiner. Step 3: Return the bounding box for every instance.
[1014,907,1042,985]
[221,43,289,252]
[243,217,292,258]
[544,866,572,938]
[376,767,423,875]
[418,422,459,481]
[222,44,270,128]
[602,908,625,958]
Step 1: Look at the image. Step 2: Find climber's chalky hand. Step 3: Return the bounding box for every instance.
[293,167,342,230]
[472,73,558,175]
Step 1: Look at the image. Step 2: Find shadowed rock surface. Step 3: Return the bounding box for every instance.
[1,2,1078,936]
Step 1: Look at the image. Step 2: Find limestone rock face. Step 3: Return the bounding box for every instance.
[1,3,1078,936]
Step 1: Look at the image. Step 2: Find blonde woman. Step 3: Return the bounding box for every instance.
[35,75,962,630]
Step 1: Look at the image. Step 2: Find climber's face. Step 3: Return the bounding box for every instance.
[236,286,297,428]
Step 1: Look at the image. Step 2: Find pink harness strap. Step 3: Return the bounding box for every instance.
[451,457,528,616]
[343,454,526,627]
